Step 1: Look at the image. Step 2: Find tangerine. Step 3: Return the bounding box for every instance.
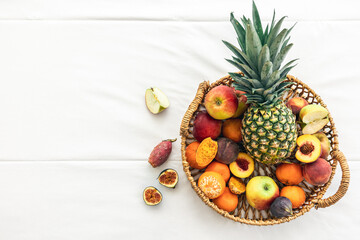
[198,171,225,199]
[276,163,304,185]
[280,186,306,209]
[205,161,231,182]
[213,187,238,212]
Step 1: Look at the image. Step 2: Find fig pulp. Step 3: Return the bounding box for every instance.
[270,197,293,218]
[143,186,162,206]
[148,138,177,167]
[158,168,179,188]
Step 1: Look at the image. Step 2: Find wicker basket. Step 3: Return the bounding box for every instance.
[180,74,350,225]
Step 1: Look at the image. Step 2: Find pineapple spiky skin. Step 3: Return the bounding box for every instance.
[242,102,297,164]
[223,1,299,165]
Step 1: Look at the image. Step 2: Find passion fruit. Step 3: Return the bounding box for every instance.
[158,168,179,188]
[143,186,162,206]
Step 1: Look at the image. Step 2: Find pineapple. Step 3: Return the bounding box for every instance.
[223,2,297,164]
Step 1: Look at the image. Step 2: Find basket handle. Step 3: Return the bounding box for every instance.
[180,81,209,138]
[313,150,350,209]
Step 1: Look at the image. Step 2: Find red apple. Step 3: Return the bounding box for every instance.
[232,90,248,118]
[192,111,222,142]
[312,132,331,159]
[204,85,238,120]
[246,176,279,210]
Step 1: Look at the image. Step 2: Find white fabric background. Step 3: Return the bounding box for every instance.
[0,0,358,239]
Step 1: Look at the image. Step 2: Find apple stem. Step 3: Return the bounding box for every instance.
[164,138,177,143]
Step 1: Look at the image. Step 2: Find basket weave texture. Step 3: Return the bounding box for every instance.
[180,74,350,225]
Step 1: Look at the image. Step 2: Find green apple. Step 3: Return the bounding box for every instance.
[145,87,170,114]
[299,104,329,134]
[299,104,328,124]
[302,118,329,135]
[246,176,279,210]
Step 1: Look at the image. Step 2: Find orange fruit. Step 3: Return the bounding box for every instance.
[196,137,218,168]
[276,163,304,185]
[280,186,306,209]
[213,187,238,212]
[228,176,246,195]
[198,172,225,199]
[222,119,242,142]
[205,161,231,182]
[185,141,205,169]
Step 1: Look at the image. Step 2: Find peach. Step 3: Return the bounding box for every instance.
[229,153,254,178]
[204,85,238,120]
[303,158,332,186]
[312,132,331,159]
[222,118,242,142]
[295,134,321,163]
[232,90,248,118]
[228,176,246,195]
[192,111,222,142]
[286,97,308,115]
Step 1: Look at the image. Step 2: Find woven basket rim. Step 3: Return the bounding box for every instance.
[179,74,350,226]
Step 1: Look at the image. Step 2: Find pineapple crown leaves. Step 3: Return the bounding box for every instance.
[223,1,298,108]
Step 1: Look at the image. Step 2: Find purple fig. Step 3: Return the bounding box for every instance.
[270,197,293,218]
[148,138,177,167]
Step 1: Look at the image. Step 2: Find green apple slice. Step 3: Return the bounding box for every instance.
[145,87,170,114]
[302,117,329,134]
[299,104,329,124]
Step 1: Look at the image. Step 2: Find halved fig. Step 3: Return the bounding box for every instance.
[229,152,254,178]
[158,168,179,188]
[143,186,162,206]
[295,134,321,163]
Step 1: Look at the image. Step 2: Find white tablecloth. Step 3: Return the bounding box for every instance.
[0,0,358,239]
